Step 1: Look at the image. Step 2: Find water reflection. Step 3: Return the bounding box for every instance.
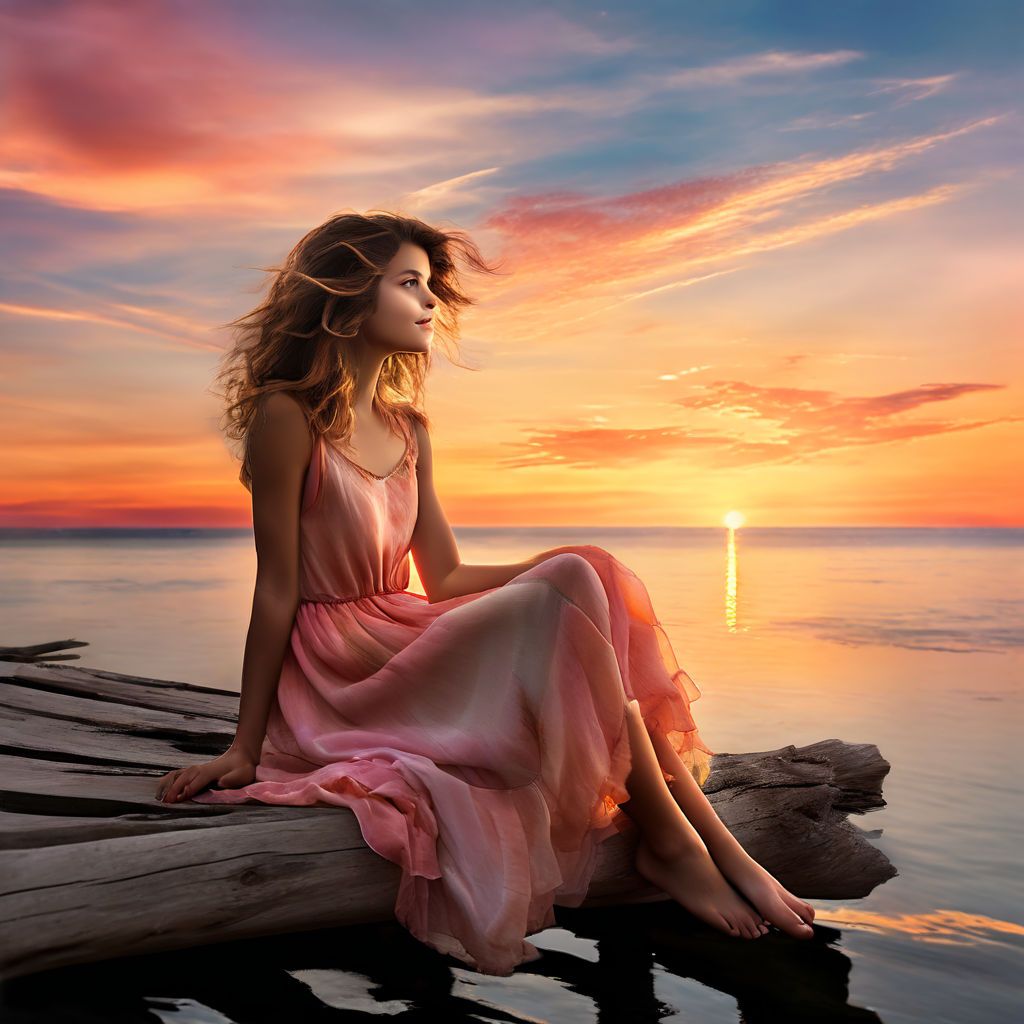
[2,903,895,1023]
[3,527,1019,1021]
[725,524,742,634]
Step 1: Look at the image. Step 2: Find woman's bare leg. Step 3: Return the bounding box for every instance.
[648,727,815,939]
[618,700,770,939]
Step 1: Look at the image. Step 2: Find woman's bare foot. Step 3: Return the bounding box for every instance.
[635,835,771,939]
[710,845,815,939]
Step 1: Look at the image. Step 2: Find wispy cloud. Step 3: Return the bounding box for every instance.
[780,72,960,132]
[0,300,221,353]
[680,379,1000,422]
[480,116,1000,344]
[676,379,1022,466]
[501,381,1020,470]
[867,73,960,103]
[0,2,1017,526]
[657,47,865,88]
[402,167,505,212]
[780,111,876,132]
[657,365,714,380]
[0,0,881,218]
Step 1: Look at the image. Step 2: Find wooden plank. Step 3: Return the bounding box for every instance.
[0,680,236,768]
[0,650,895,980]
[0,816,405,979]
[0,660,239,718]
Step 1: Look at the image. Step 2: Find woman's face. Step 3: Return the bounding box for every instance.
[359,241,438,355]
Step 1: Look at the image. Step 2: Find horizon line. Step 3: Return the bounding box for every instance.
[1,524,1021,533]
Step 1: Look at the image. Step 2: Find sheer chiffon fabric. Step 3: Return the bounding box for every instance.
[192,408,714,975]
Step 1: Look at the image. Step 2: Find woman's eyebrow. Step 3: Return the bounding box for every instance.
[396,269,430,278]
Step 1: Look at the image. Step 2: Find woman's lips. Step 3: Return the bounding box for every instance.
[416,320,433,329]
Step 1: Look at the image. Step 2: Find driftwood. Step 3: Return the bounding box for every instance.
[0,640,895,981]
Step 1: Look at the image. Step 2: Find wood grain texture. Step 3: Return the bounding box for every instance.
[0,647,895,980]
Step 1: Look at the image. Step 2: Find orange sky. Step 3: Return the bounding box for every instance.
[2,2,1021,527]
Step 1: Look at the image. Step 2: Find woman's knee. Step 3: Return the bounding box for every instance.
[539,551,600,588]
[529,552,611,631]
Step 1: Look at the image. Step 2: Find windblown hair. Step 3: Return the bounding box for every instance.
[211,210,503,490]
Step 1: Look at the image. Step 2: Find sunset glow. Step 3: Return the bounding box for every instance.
[1,3,1020,528]
[724,511,746,530]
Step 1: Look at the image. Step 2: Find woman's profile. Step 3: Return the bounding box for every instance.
[154,210,816,976]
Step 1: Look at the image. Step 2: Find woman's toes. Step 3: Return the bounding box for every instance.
[766,893,812,936]
[792,914,814,937]
[786,909,811,934]
[790,909,815,933]
[780,889,815,925]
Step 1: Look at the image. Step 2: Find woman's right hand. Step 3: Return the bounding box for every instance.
[156,745,258,803]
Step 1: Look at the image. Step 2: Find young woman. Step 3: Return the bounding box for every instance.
[155,211,815,976]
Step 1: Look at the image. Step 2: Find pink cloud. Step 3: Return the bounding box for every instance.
[695,379,1023,467]
[476,116,1000,347]
[678,379,1002,425]
[499,381,1020,469]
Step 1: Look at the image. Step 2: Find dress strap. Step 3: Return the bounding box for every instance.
[301,432,326,513]
[400,406,419,462]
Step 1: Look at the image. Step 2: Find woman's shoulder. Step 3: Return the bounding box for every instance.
[260,390,307,418]
[240,391,313,496]
[400,404,430,448]
[248,391,313,458]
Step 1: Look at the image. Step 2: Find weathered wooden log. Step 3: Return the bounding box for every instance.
[0,649,894,981]
[0,638,89,663]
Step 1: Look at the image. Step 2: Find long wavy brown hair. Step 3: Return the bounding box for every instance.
[211,210,504,490]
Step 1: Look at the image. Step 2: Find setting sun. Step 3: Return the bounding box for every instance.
[724,510,746,530]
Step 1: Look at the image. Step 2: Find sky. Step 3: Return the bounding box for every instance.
[1,0,1022,528]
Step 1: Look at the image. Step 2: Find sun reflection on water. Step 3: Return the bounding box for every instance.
[724,528,741,630]
[723,511,745,632]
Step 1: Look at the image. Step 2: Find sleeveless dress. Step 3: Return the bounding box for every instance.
[191,408,714,975]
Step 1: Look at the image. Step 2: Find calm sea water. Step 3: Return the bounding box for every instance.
[1,526,1021,1023]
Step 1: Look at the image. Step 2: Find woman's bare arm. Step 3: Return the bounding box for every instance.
[409,419,542,604]
[156,391,312,801]
[230,391,312,759]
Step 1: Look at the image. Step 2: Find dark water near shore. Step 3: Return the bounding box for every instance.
[2,526,1022,1022]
